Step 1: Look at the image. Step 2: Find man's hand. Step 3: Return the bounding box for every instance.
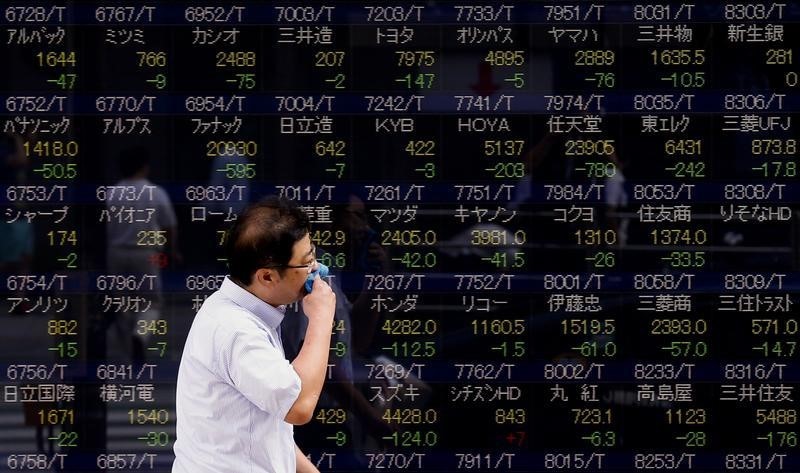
[301,276,336,326]
[286,276,336,425]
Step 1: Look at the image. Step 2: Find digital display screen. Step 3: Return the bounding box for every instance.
[1,2,799,471]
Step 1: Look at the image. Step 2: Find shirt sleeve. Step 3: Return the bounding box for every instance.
[217,324,302,420]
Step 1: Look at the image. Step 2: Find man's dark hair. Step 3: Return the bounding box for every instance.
[330,189,369,226]
[226,196,310,285]
[119,146,150,178]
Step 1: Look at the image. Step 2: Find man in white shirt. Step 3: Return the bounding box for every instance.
[173,196,336,473]
[105,146,178,361]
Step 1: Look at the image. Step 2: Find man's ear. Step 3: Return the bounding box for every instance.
[255,267,279,287]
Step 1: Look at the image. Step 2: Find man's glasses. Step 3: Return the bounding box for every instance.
[263,248,317,274]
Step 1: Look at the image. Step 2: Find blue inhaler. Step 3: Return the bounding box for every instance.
[305,263,329,293]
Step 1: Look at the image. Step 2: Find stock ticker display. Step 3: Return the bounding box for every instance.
[1,1,800,472]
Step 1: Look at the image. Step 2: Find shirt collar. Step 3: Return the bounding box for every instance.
[220,276,286,329]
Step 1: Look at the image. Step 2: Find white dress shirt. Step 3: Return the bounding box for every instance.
[173,277,302,473]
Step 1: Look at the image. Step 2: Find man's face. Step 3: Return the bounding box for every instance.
[341,195,370,243]
[270,233,317,305]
